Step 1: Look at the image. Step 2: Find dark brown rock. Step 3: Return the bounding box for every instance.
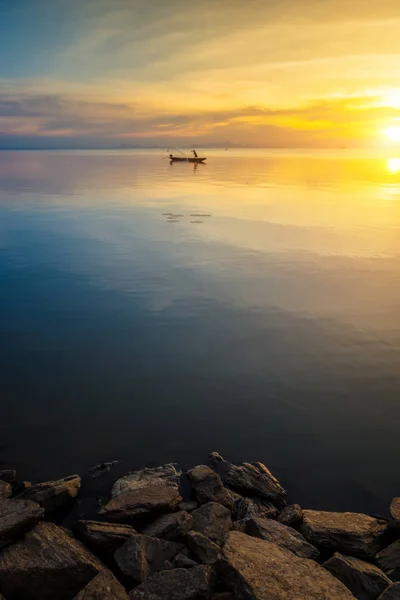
[221,531,356,599]
[324,552,391,600]
[234,496,279,521]
[16,474,81,514]
[114,534,184,582]
[13,481,32,495]
[209,452,225,466]
[143,511,192,541]
[244,516,319,560]
[73,570,129,599]
[100,484,182,522]
[187,531,220,564]
[0,470,16,484]
[377,583,400,599]
[390,498,400,529]
[74,520,137,552]
[178,502,198,512]
[112,464,181,498]
[191,502,232,545]
[278,503,304,528]
[187,466,233,509]
[225,461,286,507]
[87,461,120,479]
[301,510,389,559]
[128,566,215,600]
[0,498,44,548]
[0,521,104,600]
[174,553,198,568]
[377,540,400,581]
[0,481,12,503]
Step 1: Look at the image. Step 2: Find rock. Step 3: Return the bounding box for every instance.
[234,496,279,521]
[0,499,44,548]
[112,464,181,498]
[225,461,286,506]
[178,501,198,512]
[174,553,198,568]
[143,511,192,541]
[390,498,400,529]
[114,534,184,582]
[301,510,389,559]
[187,531,220,564]
[73,570,129,599]
[191,502,232,545]
[243,516,319,560]
[278,503,304,528]
[0,521,104,600]
[74,520,137,552]
[128,566,215,600]
[209,452,225,467]
[211,594,235,600]
[0,481,12,503]
[324,552,391,600]
[0,470,16,484]
[100,484,182,522]
[187,466,232,509]
[221,531,356,599]
[377,583,400,599]
[16,474,81,514]
[87,461,120,479]
[376,540,400,581]
[13,481,32,495]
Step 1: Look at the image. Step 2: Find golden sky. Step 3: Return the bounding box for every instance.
[1,0,400,147]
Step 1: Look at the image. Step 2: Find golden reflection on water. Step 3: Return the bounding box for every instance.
[387,157,400,173]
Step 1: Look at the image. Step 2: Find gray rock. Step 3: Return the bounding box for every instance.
[0,481,12,503]
[112,464,181,498]
[377,540,400,581]
[221,531,356,599]
[0,470,16,484]
[324,552,391,600]
[0,498,44,548]
[114,534,184,582]
[0,521,104,600]
[128,566,215,600]
[390,498,400,529]
[278,503,304,528]
[87,461,120,479]
[16,474,81,514]
[187,466,233,509]
[301,510,389,559]
[100,484,182,522]
[225,461,286,507]
[234,496,279,521]
[73,570,129,599]
[143,511,193,541]
[187,531,221,564]
[75,520,137,551]
[179,501,199,512]
[244,516,319,560]
[174,553,198,568]
[377,583,400,599]
[191,502,232,545]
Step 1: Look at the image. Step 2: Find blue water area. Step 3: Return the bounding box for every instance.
[1,149,399,513]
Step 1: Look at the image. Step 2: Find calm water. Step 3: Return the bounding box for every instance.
[1,149,400,513]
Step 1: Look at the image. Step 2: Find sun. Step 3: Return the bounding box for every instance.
[383,126,400,142]
[388,158,400,173]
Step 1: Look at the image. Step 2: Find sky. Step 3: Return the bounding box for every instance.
[1,0,400,148]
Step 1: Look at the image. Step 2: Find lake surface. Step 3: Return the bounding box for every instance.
[1,148,399,513]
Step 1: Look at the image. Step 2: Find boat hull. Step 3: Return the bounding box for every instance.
[170,157,206,163]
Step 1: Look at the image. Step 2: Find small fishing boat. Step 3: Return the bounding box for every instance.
[169,156,206,163]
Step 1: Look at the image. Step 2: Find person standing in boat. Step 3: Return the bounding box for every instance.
[192,149,198,158]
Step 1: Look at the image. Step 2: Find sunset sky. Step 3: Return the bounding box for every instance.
[1,0,400,148]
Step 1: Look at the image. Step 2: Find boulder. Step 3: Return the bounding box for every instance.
[377,583,400,599]
[174,553,198,568]
[187,531,220,564]
[114,534,184,582]
[128,566,214,600]
[73,570,129,599]
[143,511,192,541]
[209,452,225,467]
[16,474,81,514]
[243,516,319,560]
[0,498,44,548]
[234,496,279,521]
[99,484,182,522]
[0,481,12,503]
[376,540,400,581]
[324,552,391,600]
[278,504,304,528]
[221,531,356,599]
[225,461,286,507]
[0,470,16,484]
[74,520,137,552]
[13,481,32,495]
[178,502,198,512]
[301,510,389,559]
[112,464,181,498]
[0,521,104,600]
[390,499,400,529]
[191,502,232,545]
[187,466,232,509]
[87,461,120,479]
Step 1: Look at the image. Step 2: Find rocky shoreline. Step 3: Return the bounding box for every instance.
[0,453,399,599]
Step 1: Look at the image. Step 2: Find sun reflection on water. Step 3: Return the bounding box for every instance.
[387,157,400,173]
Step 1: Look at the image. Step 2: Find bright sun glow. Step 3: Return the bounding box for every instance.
[387,157,400,173]
[383,126,400,142]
